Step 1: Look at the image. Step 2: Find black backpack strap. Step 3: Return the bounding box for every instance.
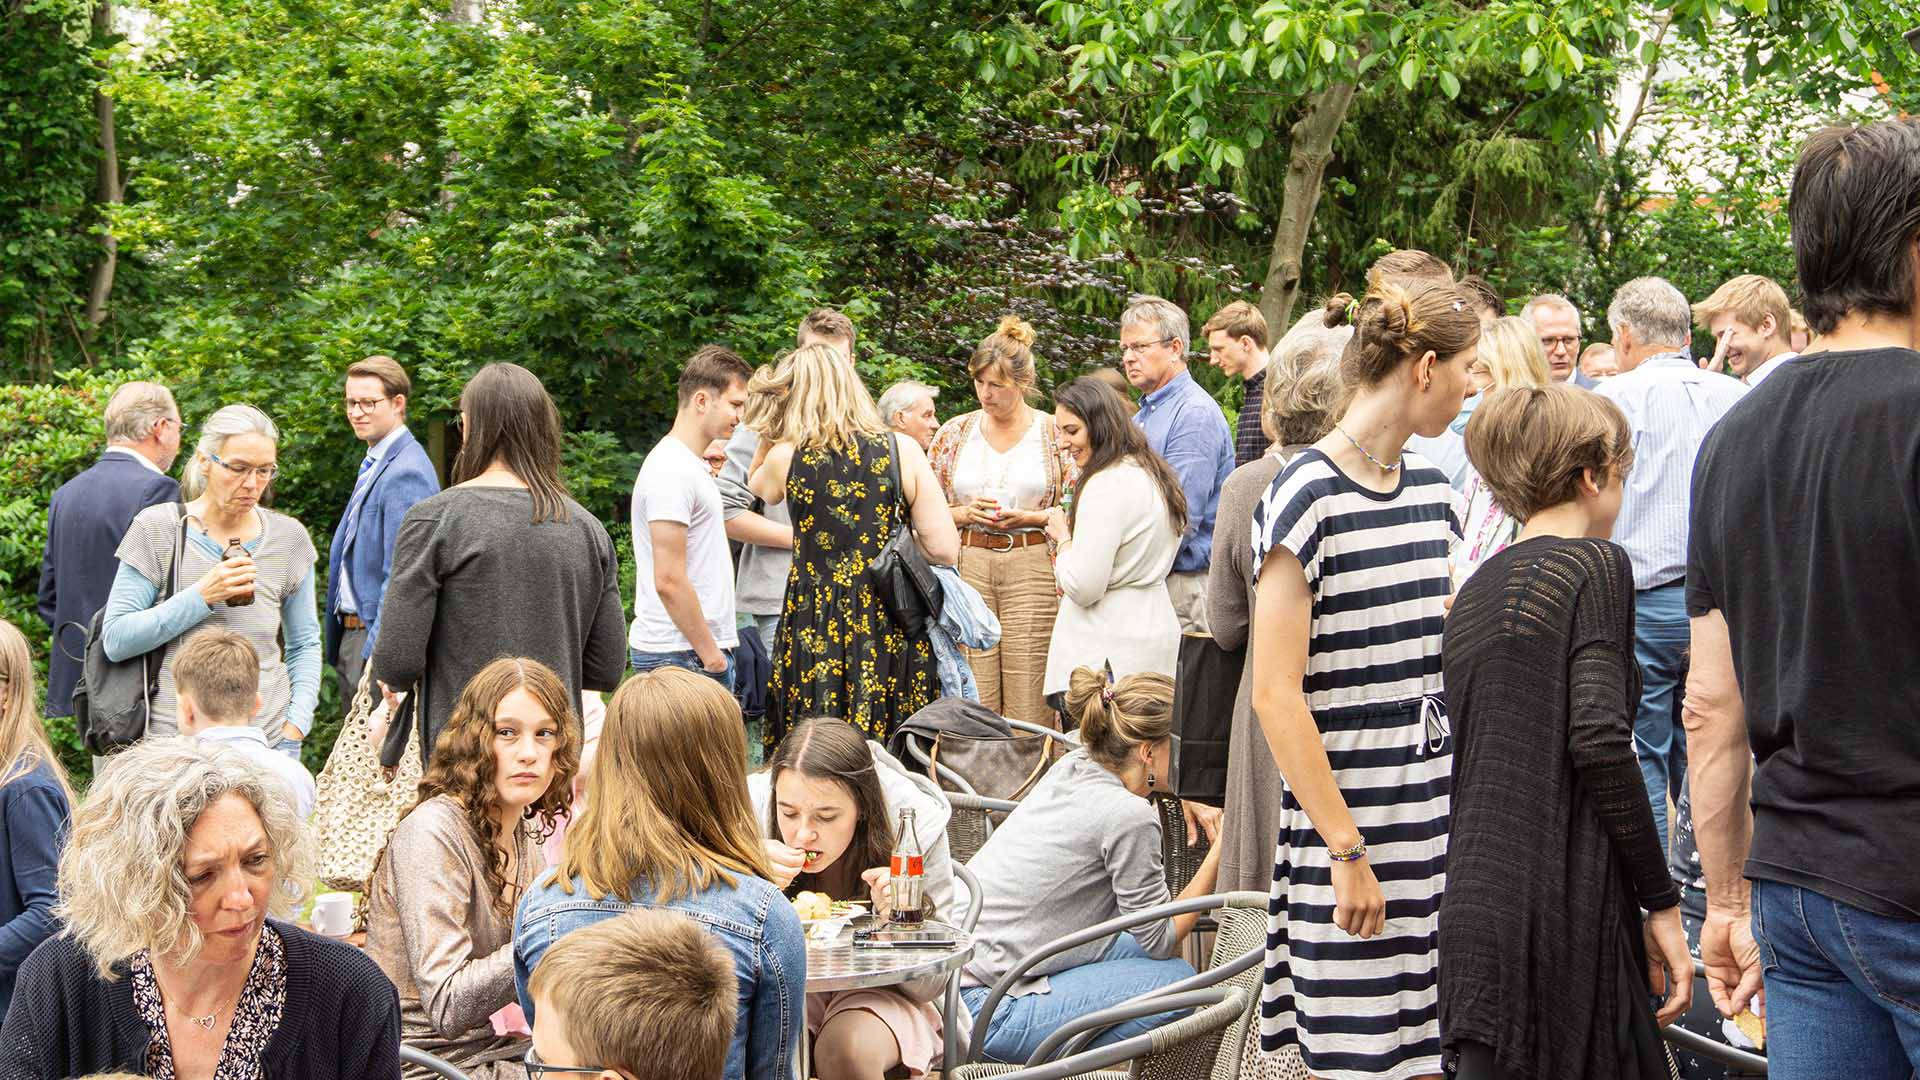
[164,501,188,603]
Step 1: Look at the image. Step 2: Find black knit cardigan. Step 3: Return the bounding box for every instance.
[0,919,401,1079]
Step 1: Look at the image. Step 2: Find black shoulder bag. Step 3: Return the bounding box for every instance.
[867,434,945,639]
[70,501,189,753]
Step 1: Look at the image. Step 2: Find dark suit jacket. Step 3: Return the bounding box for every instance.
[37,452,180,716]
[324,426,439,667]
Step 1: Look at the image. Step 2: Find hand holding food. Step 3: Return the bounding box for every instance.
[764,839,808,889]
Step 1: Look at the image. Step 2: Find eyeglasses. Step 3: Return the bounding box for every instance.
[345,396,394,415]
[1540,335,1580,350]
[205,449,279,483]
[1117,336,1177,358]
[524,1048,609,1077]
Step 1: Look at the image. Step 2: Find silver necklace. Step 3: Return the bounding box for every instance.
[1335,425,1401,473]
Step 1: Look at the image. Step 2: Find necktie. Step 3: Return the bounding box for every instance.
[340,452,378,579]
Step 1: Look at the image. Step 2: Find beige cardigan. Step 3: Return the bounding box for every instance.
[1043,460,1181,694]
[364,794,538,1078]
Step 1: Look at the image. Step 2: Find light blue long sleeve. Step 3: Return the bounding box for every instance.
[99,561,211,662]
[280,571,321,736]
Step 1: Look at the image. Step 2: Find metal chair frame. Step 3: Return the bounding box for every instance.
[965,892,1234,1065]
[951,986,1246,1080]
[942,861,988,1076]
[400,1044,472,1080]
[1042,892,1268,1069]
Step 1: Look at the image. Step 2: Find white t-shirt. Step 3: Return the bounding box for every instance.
[628,437,738,653]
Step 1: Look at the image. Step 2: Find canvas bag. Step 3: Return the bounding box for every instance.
[311,665,422,892]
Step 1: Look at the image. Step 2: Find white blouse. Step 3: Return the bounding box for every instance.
[949,410,1051,525]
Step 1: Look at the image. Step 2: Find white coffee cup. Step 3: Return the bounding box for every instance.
[312,892,354,937]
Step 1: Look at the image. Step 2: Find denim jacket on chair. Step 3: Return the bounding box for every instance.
[512,867,805,1080]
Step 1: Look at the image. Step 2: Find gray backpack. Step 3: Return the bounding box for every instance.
[68,502,187,754]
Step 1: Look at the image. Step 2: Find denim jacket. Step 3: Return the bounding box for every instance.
[929,564,1002,700]
[513,867,806,1080]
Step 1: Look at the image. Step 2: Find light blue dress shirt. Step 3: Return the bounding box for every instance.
[1131,369,1234,573]
[1594,353,1749,590]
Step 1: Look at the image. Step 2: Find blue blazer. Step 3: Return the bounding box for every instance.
[37,452,180,716]
[324,427,439,667]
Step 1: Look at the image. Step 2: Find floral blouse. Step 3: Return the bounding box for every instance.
[132,922,287,1080]
[1451,466,1520,591]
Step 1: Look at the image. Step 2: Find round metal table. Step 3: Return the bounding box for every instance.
[796,916,973,1075]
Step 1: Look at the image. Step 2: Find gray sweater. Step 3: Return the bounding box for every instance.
[372,488,627,768]
[960,749,1174,993]
[718,426,791,618]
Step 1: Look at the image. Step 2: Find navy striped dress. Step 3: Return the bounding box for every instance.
[1249,448,1460,1080]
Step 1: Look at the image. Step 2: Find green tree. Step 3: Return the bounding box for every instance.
[988,0,1920,329]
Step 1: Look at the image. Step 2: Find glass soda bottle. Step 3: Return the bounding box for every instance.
[223,539,255,607]
[888,806,926,928]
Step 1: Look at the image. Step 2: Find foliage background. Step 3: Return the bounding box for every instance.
[4,0,1914,784]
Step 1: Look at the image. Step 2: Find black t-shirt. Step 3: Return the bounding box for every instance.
[1687,347,1920,920]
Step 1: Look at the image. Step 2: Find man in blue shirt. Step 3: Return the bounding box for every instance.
[1120,294,1234,634]
[325,355,440,706]
[1593,277,1746,852]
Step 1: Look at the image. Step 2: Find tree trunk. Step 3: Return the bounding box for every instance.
[84,0,121,334]
[1259,81,1358,333]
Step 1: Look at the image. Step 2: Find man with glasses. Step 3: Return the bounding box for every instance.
[39,381,183,719]
[325,355,438,705]
[1120,293,1234,635]
[1521,293,1596,388]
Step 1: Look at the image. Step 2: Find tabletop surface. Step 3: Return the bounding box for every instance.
[804,917,974,993]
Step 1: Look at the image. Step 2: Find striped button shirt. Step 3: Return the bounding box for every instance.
[1594,353,1748,590]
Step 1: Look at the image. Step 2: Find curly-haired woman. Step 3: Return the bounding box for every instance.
[0,738,399,1079]
[365,658,581,1079]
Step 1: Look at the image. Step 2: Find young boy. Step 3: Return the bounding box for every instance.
[526,909,738,1080]
[173,628,317,818]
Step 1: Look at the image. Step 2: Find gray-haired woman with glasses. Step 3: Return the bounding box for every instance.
[102,404,323,759]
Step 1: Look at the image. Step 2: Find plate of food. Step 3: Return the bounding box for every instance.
[791,891,868,939]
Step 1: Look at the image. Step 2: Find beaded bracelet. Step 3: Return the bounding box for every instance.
[1328,838,1368,863]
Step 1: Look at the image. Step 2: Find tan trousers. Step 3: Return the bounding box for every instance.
[957,541,1059,724]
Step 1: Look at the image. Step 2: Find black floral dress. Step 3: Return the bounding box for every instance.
[769,433,937,744]
[132,922,287,1079]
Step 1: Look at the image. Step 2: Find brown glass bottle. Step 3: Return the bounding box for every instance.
[223,539,255,607]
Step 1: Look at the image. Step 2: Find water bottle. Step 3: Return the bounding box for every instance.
[889,806,926,928]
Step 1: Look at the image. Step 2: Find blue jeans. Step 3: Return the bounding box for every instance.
[1752,879,1920,1079]
[1631,583,1689,851]
[629,646,735,693]
[959,933,1196,1064]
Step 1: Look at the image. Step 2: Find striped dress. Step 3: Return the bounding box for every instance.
[1249,448,1460,1080]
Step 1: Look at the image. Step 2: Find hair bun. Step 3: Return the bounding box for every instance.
[1322,292,1356,328]
[995,315,1036,347]
[1360,283,1418,343]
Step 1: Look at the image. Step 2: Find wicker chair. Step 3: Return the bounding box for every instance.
[951,986,1248,1080]
[946,791,1019,864]
[963,894,1242,1071]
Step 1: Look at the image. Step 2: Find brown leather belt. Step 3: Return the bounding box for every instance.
[961,529,1048,552]
[340,613,366,630]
